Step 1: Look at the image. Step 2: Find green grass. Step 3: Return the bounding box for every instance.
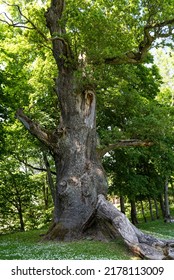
[1,219,174,260]
[137,219,174,240]
[0,229,133,260]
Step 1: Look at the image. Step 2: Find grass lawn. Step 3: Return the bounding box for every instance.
[0,228,134,260]
[0,219,174,260]
[137,219,174,240]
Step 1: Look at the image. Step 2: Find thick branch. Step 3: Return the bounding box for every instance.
[45,0,74,69]
[104,18,174,65]
[45,0,66,46]
[98,139,153,158]
[16,108,58,153]
[146,18,174,30]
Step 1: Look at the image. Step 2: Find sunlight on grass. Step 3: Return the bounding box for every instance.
[1,219,174,260]
[0,229,133,260]
[138,219,174,240]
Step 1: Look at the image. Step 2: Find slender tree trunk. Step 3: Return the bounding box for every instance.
[164,178,171,222]
[154,197,160,219]
[130,200,138,225]
[159,194,165,218]
[140,200,147,223]
[17,203,25,232]
[148,197,154,221]
[13,176,25,232]
[42,184,49,210]
[120,195,125,214]
[171,182,174,203]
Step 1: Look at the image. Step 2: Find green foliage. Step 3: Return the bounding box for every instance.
[65,0,174,62]
[0,1,57,232]
[0,70,7,152]
[96,62,165,146]
[97,50,174,205]
[0,156,53,232]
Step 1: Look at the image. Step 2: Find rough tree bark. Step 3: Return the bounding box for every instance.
[15,0,174,259]
[96,195,174,260]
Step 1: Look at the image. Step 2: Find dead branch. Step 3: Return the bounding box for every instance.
[16,108,59,153]
[97,139,153,157]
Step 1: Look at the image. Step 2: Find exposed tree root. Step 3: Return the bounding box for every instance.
[43,194,174,260]
[96,195,174,260]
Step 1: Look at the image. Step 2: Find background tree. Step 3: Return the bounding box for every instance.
[0,13,55,231]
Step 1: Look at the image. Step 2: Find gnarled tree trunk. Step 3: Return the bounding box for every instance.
[50,76,108,239]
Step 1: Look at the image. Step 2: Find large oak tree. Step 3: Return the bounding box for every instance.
[2,0,174,259]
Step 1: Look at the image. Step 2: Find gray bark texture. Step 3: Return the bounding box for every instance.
[96,195,174,260]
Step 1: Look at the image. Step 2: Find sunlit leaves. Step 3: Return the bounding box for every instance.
[65,0,144,61]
